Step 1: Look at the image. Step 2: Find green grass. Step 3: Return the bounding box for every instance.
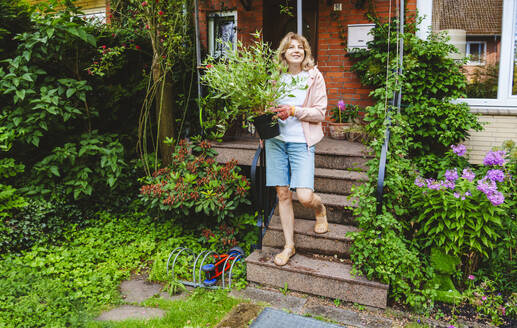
[88,289,242,328]
[0,211,245,327]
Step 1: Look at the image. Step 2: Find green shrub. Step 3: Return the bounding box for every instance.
[348,18,482,174]
[139,137,251,222]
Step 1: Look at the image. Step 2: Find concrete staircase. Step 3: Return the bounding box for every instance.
[212,137,389,309]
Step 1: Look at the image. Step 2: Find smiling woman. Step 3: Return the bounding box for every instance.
[265,32,328,266]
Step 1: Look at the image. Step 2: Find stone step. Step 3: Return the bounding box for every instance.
[314,168,367,195]
[262,215,358,257]
[246,246,388,309]
[275,192,358,225]
[211,137,372,171]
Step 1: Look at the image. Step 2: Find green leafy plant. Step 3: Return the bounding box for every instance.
[200,32,292,131]
[280,282,289,295]
[329,100,361,124]
[412,145,512,276]
[347,17,482,174]
[139,137,251,222]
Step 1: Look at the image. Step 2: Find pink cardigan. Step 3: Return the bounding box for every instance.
[293,67,327,147]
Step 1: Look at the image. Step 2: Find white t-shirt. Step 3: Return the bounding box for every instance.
[275,71,309,143]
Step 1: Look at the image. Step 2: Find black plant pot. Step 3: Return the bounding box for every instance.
[253,114,280,139]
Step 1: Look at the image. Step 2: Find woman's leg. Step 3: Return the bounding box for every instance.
[274,185,296,266]
[296,188,328,234]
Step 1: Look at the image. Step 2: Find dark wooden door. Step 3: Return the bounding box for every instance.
[263,0,319,61]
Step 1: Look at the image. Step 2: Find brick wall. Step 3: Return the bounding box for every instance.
[198,0,263,53]
[465,115,517,164]
[317,0,417,133]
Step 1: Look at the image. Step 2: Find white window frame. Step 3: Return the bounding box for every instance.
[417,0,517,112]
[207,11,237,57]
[465,41,486,65]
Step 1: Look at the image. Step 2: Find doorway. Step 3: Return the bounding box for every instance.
[263,0,319,61]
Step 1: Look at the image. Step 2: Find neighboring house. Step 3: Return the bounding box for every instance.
[421,0,517,163]
[432,0,502,85]
[29,0,109,22]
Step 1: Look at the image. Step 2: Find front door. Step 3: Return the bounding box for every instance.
[263,0,319,61]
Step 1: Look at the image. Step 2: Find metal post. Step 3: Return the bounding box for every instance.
[297,0,302,35]
[194,0,202,100]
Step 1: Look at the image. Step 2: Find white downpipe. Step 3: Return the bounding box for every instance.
[297,0,302,35]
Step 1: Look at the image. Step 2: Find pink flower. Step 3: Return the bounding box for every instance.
[482,296,487,301]
[468,275,475,280]
[158,10,164,15]
[141,1,148,6]
[101,45,106,49]
[135,45,141,50]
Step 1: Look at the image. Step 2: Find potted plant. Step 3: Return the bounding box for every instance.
[328,101,363,140]
[200,32,292,139]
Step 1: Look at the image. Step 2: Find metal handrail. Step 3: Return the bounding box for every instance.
[376,0,405,214]
[250,143,278,250]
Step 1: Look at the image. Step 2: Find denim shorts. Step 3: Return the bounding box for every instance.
[265,138,315,190]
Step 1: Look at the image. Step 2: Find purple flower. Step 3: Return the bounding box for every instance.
[483,150,507,166]
[477,178,497,195]
[451,144,467,157]
[445,168,458,182]
[414,177,425,187]
[448,325,456,328]
[486,169,505,182]
[338,100,345,111]
[487,190,504,206]
[444,180,456,189]
[427,179,443,190]
[468,275,475,280]
[453,192,460,198]
[465,191,471,197]
[462,168,475,181]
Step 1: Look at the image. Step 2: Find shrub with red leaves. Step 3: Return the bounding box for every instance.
[139,136,251,222]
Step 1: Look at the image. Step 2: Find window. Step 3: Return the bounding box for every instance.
[208,11,237,58]
[466,41,486,65]
[78,8,106,24]
[419,0,517,109]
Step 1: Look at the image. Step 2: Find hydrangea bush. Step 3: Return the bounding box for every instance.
[411,144,513,275]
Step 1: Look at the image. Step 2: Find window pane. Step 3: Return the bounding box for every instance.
[433,0,503,99]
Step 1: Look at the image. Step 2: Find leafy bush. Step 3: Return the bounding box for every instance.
[139,137,251,222]
[0,0,31,61]
[412,146,512,276]
[348,18,482,174]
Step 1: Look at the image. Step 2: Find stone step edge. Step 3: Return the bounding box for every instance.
[293,192,359,208]
[247,247,389,291]
[210,139,374,158]
[266,215,357,242]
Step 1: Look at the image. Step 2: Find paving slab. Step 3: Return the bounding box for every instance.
[96,305,166,321]
[250,307,344,328]
[303,304,393,328]
[230,286,307,314]
[120,279,163,303]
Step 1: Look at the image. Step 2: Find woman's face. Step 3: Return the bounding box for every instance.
[284,39,305,66]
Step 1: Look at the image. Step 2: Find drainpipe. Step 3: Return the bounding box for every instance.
[297,0,302,35]
[194,0,202,100]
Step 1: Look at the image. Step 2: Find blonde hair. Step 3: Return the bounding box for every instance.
[277,32,315,71]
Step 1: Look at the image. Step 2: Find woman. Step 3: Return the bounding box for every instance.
[266,32,328,266]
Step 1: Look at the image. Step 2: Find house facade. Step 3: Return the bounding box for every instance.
[28,0,517,164]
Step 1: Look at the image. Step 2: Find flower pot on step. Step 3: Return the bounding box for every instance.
[328,122,352,140]
[253,113,280,139]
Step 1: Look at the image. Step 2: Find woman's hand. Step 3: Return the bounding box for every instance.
[273,105,292,120]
